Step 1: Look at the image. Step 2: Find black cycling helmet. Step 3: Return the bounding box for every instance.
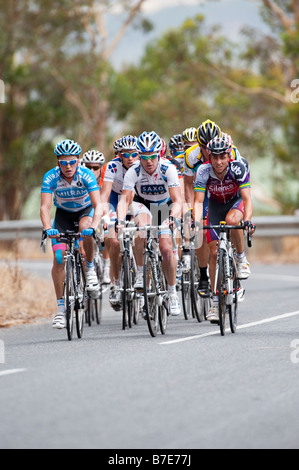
[197,119,221,147]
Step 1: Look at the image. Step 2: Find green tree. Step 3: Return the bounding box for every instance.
[0,0,151,220]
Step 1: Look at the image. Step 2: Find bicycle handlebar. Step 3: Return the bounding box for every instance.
[202,221,256,248]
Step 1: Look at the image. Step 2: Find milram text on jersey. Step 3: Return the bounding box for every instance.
[41,165,99,212]
[123,159,180,206]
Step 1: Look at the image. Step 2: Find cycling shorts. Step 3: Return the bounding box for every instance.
[52,206,94,247]
[206,196,244,243]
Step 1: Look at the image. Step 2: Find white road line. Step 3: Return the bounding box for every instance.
[0,369,26,377]
[159,310,299,345]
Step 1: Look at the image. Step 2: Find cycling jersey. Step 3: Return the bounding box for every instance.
[41,165,99,212]
[166,156,184,179]
[99,162,108,188]
[103,157,130,211]
[194,160,250,205]
[123,158,180,208]
[184,144,242,177]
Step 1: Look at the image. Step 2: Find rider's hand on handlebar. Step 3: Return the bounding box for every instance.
[81,228,95,237]
[46,228,60,238]
[101,214,110,230]
[115,219,125,234]
[244,220,256,235]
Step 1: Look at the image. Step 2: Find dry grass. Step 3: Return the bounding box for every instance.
[0,263,56,328]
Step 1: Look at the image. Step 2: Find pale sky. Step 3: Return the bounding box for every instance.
[141,0,204,14]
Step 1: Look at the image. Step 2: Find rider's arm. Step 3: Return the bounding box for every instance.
[89,189,102,231]
[169,186,183,221]
[193,191,205,226]
[40,192,53,231]
[117,189,134,223]
[100,180,113,216]
[184,175,195,209]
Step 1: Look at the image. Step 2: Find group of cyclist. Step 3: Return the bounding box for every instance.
[40,119,254,330]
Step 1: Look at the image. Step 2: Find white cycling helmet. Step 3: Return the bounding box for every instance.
[54,139,81,156]
[81,150,105,165]
[121,135,139,151]
[137,131,163,153]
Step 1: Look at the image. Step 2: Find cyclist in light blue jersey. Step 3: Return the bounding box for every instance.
[40,139,102,329]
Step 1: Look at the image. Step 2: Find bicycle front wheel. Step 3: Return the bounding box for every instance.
[65,257,75,341]
[190,250,204,322]
[181,270,192,320]
[229,257,238,334]
[218,248,227,336]
[121,251,132,330]
[158,259,168,335]
[75,257,85,339]
[143,251,159,337]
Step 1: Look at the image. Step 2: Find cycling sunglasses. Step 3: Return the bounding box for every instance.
[121,152,139,159]
[140,153,159,161]
[86,165,101,171]
[59,159,78,166]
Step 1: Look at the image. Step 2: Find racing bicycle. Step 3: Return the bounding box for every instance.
[203,221,255,336]
[41,225,88,341]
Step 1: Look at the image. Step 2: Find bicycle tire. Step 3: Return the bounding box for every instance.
[95,294,102,325]
[75,257,85,339]
[181,270,192,320]
[130,258,140,325]
[218,248,227,336]
[229,257,238,334]
[121,251,132,330]
[190,250,204,322]
[158,258,168,334]
[65,257,75,341]
[94,251,103,325]
[143,251,159,337]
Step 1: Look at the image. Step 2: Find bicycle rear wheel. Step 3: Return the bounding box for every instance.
[121,251,132,330]
[65,257,75,341]
[143,251,159,337]
[218,248,227,336]
[229,257,238,334]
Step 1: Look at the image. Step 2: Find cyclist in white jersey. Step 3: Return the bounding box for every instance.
[100,135,151,309]
[40,139,102,329]
[117,131,182,316]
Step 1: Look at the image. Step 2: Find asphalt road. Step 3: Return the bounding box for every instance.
[0,263,299,450]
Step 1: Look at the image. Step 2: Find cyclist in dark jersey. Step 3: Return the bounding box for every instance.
[193,134,254,321]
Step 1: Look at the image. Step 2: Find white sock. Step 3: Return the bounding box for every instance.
[168,285,176,295]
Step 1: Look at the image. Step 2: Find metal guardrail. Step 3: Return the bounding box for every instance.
[0,216,299,241]
[0,220,43,241]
